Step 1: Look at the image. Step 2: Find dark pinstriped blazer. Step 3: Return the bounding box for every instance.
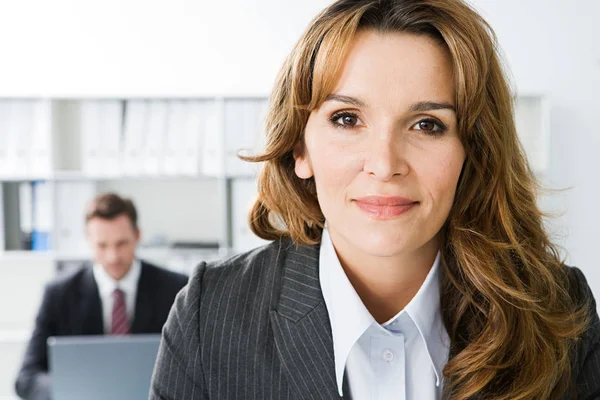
[150,238,600,400]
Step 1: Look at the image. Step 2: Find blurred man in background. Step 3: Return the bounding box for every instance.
[15,193,188,400]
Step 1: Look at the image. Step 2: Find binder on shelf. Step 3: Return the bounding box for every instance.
[102,100,124,177]
[224,99,265,177]
[81,100,123,177]
[224,99,243,176]
[181,100,212,176]
[0,101,11,178]
[30,100,53,178]
[31,181,52,251]
[122,100,148,176]
[0,184,4,252]
[247,98,268,175]
[18,182,33,250]
[256,98,269,154]
[54,181,96,256]
[201,100,224,177]
[6,100,34,178]
[80,101,103,177]
[144,101,168,176]
[163,101,186,176]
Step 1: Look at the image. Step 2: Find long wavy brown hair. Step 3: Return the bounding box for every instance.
[243,0,591,398]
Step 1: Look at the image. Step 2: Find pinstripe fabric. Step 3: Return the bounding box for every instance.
[149,238,600,400]
[569,267,600,400]
[150,238,340,400]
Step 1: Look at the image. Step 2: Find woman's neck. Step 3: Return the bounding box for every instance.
[331,234,440,324]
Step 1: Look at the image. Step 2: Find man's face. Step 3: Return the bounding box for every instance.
[86,214,140,281]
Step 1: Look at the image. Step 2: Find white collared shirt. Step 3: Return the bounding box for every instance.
[92,260,142,333]
[319,227,450,400]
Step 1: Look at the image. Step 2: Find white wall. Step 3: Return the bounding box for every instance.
[0,0,330,97]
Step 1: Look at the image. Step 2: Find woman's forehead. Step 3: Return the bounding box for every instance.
[315,30,455,111]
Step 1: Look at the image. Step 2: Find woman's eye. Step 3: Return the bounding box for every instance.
[330,112,363,128]
[411,118,447,135]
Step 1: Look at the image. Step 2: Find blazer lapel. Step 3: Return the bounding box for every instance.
[270,241,347,400]
[131,262,154,333]
[79,266,104,335]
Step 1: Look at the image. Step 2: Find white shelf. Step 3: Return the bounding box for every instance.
[0,251,55,262]
[0,97,268,263]
[0,172,227,182]
[0,247,231,263]
[0,251,88,262]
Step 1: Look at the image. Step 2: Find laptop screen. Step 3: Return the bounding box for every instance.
[48,334,161,400]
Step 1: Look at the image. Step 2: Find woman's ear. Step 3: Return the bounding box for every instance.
[293,140,314,179]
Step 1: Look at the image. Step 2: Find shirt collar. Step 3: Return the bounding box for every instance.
[319,227,448,396]
[400,250,448,386]
[93,259,142,297]
[319,227,375,395]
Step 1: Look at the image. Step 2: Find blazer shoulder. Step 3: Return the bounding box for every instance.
[564,266,599,338]
[140,260,188,287]
[183,239,290,309]
[203,238,289,284]
[45,264,90,293]
[566,266,600,366]
[564,266,598,312]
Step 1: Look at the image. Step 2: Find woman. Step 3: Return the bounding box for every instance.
[151,0,600,399]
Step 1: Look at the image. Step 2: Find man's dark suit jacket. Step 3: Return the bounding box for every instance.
[15,260,188,400]
[150,238,600,400]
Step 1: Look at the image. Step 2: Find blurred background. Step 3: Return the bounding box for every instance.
[0,0,598,398]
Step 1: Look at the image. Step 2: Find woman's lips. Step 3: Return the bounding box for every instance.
[353,196,418,219]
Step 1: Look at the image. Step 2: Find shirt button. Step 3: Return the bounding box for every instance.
[382,349,395,363]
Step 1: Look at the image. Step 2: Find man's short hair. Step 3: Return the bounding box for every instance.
[85,193,138,229]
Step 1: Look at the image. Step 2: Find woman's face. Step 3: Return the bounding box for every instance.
[294,30,465,262]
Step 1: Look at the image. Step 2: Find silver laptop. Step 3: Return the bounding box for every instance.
[48,334,161,400]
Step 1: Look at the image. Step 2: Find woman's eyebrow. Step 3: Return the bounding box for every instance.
[324,95,456,114]
[324,93,368,108]
[409,101,456,113]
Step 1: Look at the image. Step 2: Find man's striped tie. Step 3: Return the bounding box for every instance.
[111,288,131,335]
